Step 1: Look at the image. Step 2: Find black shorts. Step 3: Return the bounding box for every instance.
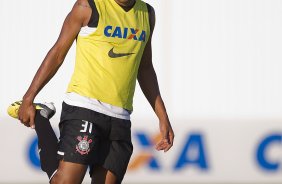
[57,102,133,182]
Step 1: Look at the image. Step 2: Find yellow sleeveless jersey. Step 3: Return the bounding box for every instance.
[67,0,150,110]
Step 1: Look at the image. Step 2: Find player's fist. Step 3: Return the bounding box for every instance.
[156,119,174,152]
[18,100,36,129]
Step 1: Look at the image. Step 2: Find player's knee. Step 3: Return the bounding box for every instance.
[50,170,73,184]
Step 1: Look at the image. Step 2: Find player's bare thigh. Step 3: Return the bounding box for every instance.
[51,161,87,184]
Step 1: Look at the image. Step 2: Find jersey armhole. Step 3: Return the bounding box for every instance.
[87,0,99,27]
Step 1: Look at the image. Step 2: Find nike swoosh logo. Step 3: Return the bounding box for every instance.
[108,47,134,58]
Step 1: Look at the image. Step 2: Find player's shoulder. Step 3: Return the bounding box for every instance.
[143,2,155,20]
[139,1,154,14]
[142,2,155,31]
[76,0,90,5]
[144,2,154,14]
[74,0,92,8]
[71,0,92,13]
[68,0,92,26]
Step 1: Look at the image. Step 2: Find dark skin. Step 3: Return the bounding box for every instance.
[18,0,174,183]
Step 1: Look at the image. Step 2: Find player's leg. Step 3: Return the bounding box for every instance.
[91,118,133,184]
[56,103,103,183]
[35,110,59,179]
[91,165,118,184]
[50,161,87,184]
[7,101,59,179]
[54,118,93,184]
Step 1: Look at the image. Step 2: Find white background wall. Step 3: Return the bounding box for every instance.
[0,0,281,183]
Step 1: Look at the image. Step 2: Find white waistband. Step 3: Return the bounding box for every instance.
[63,92,131,120]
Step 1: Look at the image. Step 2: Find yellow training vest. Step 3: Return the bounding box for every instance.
[67,0,150,110]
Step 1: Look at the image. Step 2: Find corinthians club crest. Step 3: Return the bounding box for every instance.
[76,135,92,155]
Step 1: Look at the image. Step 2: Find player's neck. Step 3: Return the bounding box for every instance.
[114,0,136,11]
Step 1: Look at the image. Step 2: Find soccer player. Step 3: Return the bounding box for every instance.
[14,0,174,183]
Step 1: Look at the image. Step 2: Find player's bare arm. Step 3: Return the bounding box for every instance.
[18,0,91,128]
[137,7,174,152]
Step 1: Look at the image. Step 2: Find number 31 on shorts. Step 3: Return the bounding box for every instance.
[80,120,93,134]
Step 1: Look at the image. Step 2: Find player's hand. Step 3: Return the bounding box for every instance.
[18,100,36,129]
[156,119,174,152]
